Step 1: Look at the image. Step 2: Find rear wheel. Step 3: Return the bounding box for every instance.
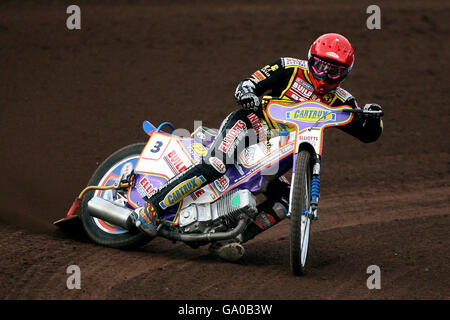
[80,143,152,249]
[290,150,313,275]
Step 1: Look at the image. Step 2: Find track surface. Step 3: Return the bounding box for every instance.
[0,0,449,299]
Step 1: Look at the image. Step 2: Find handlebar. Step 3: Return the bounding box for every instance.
[343,109,384,117]
[262,96,383,117]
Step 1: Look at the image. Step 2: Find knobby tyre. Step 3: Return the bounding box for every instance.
[290,150,313,275]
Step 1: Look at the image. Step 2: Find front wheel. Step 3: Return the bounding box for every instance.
[290,150,313,276]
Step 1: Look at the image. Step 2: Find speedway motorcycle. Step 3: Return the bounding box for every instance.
[54,97,382,275]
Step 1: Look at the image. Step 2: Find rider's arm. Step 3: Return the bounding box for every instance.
[235,58,295,109]
[338,97,384,143]
[250,58,295,96]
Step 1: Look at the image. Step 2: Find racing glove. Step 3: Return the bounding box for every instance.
[362,103,384,119]
[235,79,261,111]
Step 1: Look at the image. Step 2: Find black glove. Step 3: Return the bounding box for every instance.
[362,103,383,119]
[235,79,261,111]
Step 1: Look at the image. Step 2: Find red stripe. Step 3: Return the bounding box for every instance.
[266,214,276,225]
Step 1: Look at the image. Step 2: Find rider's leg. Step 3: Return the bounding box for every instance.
[209,177,290,261]
[237,177,290,244]
[136,109,262,235]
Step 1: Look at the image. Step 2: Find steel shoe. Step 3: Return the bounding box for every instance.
[209,240,245,262]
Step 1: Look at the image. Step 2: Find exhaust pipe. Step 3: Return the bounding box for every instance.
[87,196,134,230]
[87,196,250,242]
[158,216,249,242]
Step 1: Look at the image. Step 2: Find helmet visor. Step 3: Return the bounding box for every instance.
[311,56,348,80]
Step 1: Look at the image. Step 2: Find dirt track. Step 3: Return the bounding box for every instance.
[0,0,449,300]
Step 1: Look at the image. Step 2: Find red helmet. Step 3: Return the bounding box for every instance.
[307,33,355,94]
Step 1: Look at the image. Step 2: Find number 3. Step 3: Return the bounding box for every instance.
[150,141,163,153]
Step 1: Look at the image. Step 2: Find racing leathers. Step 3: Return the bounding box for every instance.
[142,57,383,243]
[237,57,383,143]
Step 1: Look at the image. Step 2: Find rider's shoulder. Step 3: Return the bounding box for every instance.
[329,86,354,103]
[280,57,308,69]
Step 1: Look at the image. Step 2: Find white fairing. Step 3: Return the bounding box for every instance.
[134,132,295,210]
[297,128,322,155]
[135,133,219,206]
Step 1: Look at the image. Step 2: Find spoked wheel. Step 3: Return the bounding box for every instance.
[290,150,313,276]
[80,143,152,249]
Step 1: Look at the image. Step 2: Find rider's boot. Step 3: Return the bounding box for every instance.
[128,204,158,237]
[209,240,245,262]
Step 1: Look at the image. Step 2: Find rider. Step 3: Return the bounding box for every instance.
[133,33,384,261]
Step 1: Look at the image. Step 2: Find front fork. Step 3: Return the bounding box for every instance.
[288,153,321,221]
[310,155,321,221]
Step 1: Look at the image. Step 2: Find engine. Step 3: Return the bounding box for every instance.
[179,189,257,234]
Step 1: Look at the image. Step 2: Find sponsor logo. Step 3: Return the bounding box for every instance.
[120,162,133,177]
[241,147,256,164]
[247,113,267,143]
[196,131,206,140]
[286,108,336,122]
[235,163,244,175]
[297,78,314,91]
[335,87,352,101]
[291,80,313,97]
[191,144,207,157]
[286,77,315,101]
[209,156,226,174]
[190,188,205,201]
[262,64,279,73]
[286,92,308,102]
[279,175,290,185]
[326,51,339,58]
[234,143,293,184]
[282,57,306,68]
[251,70,267,82]
[299,135,319,142]
[256,213,275,229]
[159,176,206,209]
[260,68,271,77]
[272,202,287,219]
[218,120,247,154]
[214,175,230,193]
[323,93,333,104]
[136,176,156,198]
[164,150,187,175]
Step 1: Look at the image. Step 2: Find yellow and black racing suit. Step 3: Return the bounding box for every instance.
[248,57,383,143]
